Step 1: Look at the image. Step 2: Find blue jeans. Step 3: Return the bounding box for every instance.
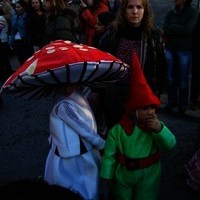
[165,49,192,110]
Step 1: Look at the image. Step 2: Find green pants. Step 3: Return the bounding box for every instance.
[111,163,161,200]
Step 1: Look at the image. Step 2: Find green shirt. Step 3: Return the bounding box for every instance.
[100,122,176,179]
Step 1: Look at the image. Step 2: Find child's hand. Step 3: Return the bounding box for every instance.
[145,114,162,133]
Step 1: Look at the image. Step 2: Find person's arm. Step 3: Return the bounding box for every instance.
[57,100,105,150]
[79,0,109,27]
[144,113,176,151]
[152,123,176,151]
[151,28,167,94]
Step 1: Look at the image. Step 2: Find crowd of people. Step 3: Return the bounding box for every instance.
[0,0,200,199]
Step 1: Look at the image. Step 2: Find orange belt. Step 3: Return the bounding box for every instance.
[117,153,161,170]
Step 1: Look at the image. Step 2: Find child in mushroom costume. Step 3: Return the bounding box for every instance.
[44,84,105,200]
[100,53,176,200]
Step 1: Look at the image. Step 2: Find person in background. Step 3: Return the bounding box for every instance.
[97,0,167,129]
[162,0,198,114]
[107,0,121,14]
[79,0,110,46]
[42,0,77,46]
[0,4,13,80]
[44,84,105,199]
[9,0,33,65]
[27,0,46,52]
[190,13,200,111]
[0,0,15,21]
[64,0,82,42]
[0,0,14,105]
[93,11,115,47]
[100,54,176,200]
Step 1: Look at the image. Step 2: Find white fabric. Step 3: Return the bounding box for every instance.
[14,32,22,40]
[44,90,105,200]
[0,16,8,42]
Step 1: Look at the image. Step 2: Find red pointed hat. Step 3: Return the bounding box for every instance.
[119,53,161,134]
[124,53,161,112]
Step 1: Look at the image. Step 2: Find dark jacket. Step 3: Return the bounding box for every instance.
[10,11,28,46]
[27,10,46,47]
[98,25,167,94]
[163,4,198,51]
[43,9,77,46]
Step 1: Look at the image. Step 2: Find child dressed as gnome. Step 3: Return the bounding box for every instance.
[100,54,176,200]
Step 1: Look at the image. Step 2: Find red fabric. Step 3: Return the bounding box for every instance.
[80,0,109,45]
[119,114,134,135]
[3,40,126,86]
[119,53,161,135]
[117,153,161,170]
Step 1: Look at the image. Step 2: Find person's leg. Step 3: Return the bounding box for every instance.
[133,164,161,200]
[3,42,13,77]
[112,164,161,200]
[165,49,178,112]
[13,40,24,65]
[177,51,192,112]
[112,179,133,200]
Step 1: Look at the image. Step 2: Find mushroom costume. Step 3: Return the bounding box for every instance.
[1,40,128,99]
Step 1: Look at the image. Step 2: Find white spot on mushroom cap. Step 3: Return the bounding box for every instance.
[59,47,68,51]
[88,46,96,49]
[46,46,55,50]
[73,44,84,48]
[64,40,72,44]
[47,49,56,54]
[79,48,89,51]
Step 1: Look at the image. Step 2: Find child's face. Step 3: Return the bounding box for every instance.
[136,105,156,122]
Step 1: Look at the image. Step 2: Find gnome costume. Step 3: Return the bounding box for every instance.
[100,54,176,200]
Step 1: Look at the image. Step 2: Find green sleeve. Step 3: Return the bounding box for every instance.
[152,122,176,152]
